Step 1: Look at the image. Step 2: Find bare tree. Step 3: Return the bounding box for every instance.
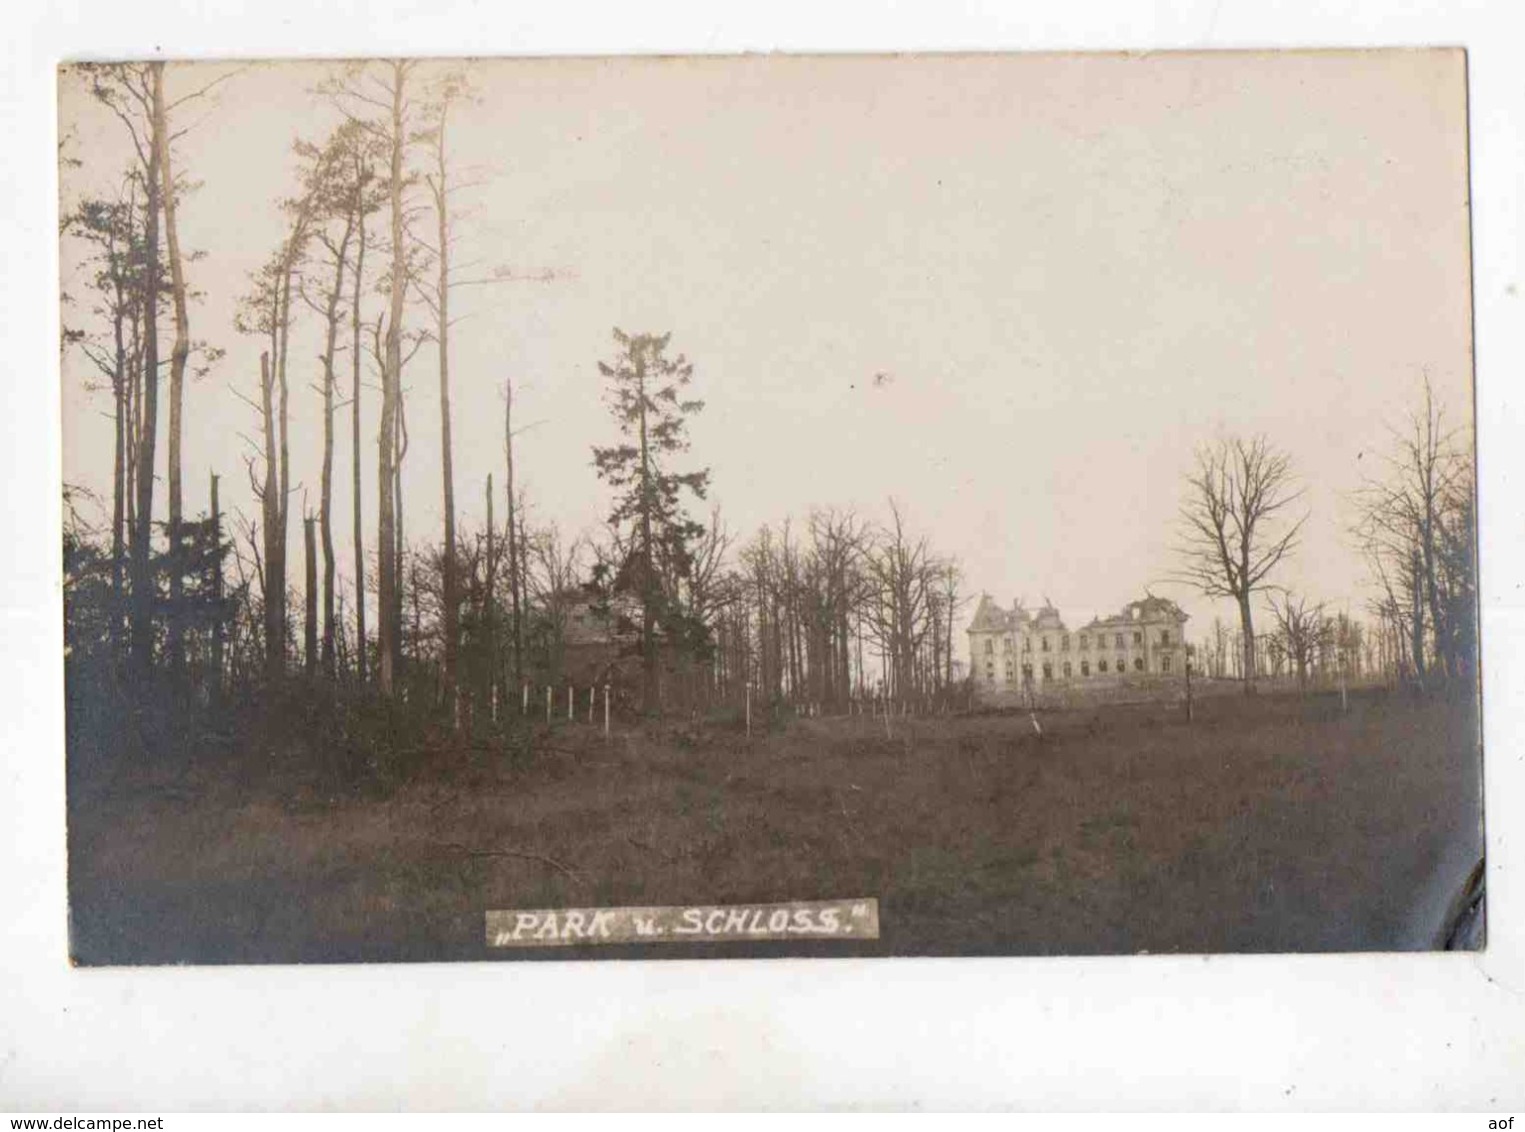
[864,500,941,703]
[1353,378,1475,685]
[151,64,237,675]
[415,71,475,727]
[1266,591,1323,690]
[236,165,324,680]
[375,61,419,699]
[87,64,162,674]
[808,508,871,708]
[150,64,195,674]
[62,181,147,628]
[297,122,371,679]
[504,376,525,694]
[303,509,318,676]
[482,474,496,708]
[931,559,966,696]
[526,523,586,683]
[343,128,383,687]
[1176,436,1307,692]
[324,59,425,698]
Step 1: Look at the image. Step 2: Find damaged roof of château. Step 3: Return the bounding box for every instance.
[967,595,1065,633]
[1083,594,1189,630]
[968,593,1186,633]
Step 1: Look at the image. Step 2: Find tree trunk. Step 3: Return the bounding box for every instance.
[259,351,283,681]
[318,212,353,680]
[636,349,657,714]
[304,513,318,677]
[505,376,524,694]
[1422,515,1445,682]
[257,255,297,684]
[110,303,127,625]
[1237,591,1257,693]
[394,388,407,669]
[154,63,192,679]
[130,92,163,677]
[351,163,369,688]
[277,259,293,626]
[376,61,407,698]
[485,474,496,713]
[1410,549,1427,685]
[210,471,223,694]
[433,113,460,728]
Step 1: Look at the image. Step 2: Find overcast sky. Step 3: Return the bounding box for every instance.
[58,50,1474,657]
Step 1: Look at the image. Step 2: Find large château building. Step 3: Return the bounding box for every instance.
[967,593,1189,697]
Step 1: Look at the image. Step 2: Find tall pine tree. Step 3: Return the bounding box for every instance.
[591,329,709,714]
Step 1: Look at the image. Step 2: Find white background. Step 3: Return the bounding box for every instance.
[4,0,1524,1112]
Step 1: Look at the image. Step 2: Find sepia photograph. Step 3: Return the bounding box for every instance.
[57,49,1483,967]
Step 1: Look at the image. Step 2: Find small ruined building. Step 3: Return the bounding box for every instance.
[966,593,1189,704]
[556,591,699,704]
[557,590,641,686]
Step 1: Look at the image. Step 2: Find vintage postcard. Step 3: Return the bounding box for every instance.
[57,50,1482,964]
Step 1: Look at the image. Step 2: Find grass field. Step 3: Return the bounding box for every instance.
[66,687,1484,963]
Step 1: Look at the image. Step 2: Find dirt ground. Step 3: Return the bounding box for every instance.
[66,687,1485,964]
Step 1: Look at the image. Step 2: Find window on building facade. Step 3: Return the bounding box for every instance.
[1061,634,1070,651]
[1160,630,1171,646]
[1079,634,1089,650]
[1116,656,1125,673]
[1022,663,1033,681]
[1134,657,1145,672]
[1133,631,1143,645]
[1004,636,1013,652]
[1081,660,1090,676]
[1161,654,1171,672]
[1098,658,1108,673]
[1042,662,1053,680]
[985,639,994,655]
[1114,633,1124,648]
[1042,637,1050,652]
[1063,661,1073,677]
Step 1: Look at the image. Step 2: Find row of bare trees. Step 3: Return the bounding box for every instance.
[177,491,966,721]
[1176,380,1476,694]
[704,503,964,713]
[1196,605,1369,688]
[1353,379,1477,687]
